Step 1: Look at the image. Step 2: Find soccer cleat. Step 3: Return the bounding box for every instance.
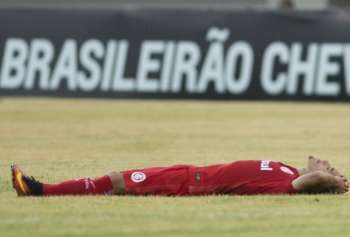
[11,165,43,196]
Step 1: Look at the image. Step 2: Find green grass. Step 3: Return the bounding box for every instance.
[1,98,350,237]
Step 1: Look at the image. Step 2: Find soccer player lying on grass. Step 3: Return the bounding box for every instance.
[11,156,349,196]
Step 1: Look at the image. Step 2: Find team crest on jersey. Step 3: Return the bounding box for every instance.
[195,172,201,182]
[131,172,146,183]
[280,166,294,175]
[260,160,273,171]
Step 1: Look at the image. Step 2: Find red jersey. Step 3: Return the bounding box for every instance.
[188,160,299,195]
[122,160,300,196]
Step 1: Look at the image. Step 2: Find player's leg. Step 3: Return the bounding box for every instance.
[42,171,125,196]
[11,165,125,196]
[12,164,192,197]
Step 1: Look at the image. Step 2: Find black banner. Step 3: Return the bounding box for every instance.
[1,8,350,101]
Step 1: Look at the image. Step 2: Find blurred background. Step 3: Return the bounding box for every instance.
[0,0,348,10]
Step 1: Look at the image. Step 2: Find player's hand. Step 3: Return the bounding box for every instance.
[321,160,348,183]
[308,156,329,173]
[308,156,346,179]
[328,166,342,176]
[334,176,349,194]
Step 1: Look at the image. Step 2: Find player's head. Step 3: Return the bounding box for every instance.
[294,157,349,195]
[305,174,348,194]
[302,173,349,195]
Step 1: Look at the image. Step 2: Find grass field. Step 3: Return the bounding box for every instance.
[1,98,350,237]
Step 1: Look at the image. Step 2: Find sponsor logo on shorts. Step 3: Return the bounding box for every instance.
[280,166,294,175]
[131,172,146,183]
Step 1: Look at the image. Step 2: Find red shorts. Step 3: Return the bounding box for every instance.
[122,165,194,196]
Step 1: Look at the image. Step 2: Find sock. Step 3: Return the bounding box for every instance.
[43,176,113,196]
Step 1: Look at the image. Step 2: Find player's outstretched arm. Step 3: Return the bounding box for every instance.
[292,171,349,194]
